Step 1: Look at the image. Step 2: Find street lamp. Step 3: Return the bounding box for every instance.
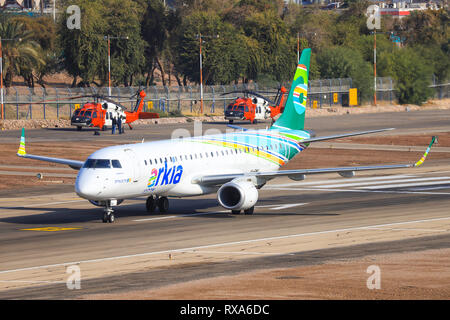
[296,32,316,63]
[195,33,218,114]
[103,35,129,96]
[0,37,21,121]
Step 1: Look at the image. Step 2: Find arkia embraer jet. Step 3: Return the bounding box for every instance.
[17,49,436,223]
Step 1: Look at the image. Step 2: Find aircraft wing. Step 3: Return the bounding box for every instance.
[192,136,437,186]
[16,128,84,170]
[296,128,395,144]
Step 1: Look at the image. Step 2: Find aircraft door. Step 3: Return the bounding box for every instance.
[124,149,143,182]
[255,106,265,120]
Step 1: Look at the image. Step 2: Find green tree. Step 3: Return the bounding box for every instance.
[390,47,434,105]
[0,18,44,88]
[317,46,373,102]
[59,0,107,86]
[243,10,296,82]
[101,0,146,86]
[11,15,61,87]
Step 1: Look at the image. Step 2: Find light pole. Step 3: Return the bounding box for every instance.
[374,31,377,106]
[195,34,218,114]
[296,32,316,63]
[103,35,129,96]
[0,37,21,121]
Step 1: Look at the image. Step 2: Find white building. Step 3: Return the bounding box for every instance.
[0,0,52,12]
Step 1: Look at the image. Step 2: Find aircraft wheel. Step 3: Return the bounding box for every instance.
[231,210,241,214]
[102,212,108,223]
[244,206,254,215]
[76,126,82,131]
[108,213,115,223]
[252,119,257,124]
[158,197,169,213]
[102,125,107,131]
[146,196,157,213]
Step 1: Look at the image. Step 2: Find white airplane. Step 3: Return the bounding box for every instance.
[17,49,436,223]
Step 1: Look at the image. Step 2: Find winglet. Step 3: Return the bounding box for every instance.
[414,136,437,167]
[17,128,26,156]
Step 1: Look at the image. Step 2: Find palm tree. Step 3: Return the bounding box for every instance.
[0,19,44,87]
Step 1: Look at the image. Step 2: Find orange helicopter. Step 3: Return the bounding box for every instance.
[70,90,159,132]
[222,86,287,124]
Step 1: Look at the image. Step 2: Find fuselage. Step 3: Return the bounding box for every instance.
[75,128,311,201]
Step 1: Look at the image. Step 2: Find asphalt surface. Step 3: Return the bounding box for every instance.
[1,108,450,299]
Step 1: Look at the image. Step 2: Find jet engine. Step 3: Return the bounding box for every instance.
[217,179,258,211]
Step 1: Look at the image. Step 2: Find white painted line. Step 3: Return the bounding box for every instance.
[2,216,449,275]
[269,203,308,210]
[361,180,450,190]
[316,176,450,189]
[256,203,308,210]
[0,280,65,284]
[365,227,447,232]
[184,250,294,256]
[268,175,414,188]
[406,186,450,191]
[266,186,450,195]
[0,199,85,209]
[133,211,221,222]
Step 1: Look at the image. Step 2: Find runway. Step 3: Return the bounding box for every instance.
[0,108,450,299]
[1,166,450,298]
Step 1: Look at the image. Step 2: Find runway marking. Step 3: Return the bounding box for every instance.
[406,186,450,191]
[361,180,450,190]
[317,176,450,189]
[134,203,309,221]
[184,250,294,256]
[0,199,85,209]
[133,211,221,222]
[365,227,447,233]
[20,227,83,232]
[2,215,449,275]
[0,280,65,284]
[267,186,450,195]
[268,175,415,188]
[256,203,308,210]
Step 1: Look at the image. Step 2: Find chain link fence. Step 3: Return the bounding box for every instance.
[1,77,448,120]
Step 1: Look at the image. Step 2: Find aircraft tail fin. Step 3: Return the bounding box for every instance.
[272,48,311,131]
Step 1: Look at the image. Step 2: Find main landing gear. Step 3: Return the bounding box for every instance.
[231,206,255,215]
[146,196,169,213]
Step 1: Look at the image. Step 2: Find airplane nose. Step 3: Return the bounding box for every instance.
[75,171,103,199]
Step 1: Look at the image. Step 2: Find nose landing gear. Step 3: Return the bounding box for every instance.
[102,201,115,223]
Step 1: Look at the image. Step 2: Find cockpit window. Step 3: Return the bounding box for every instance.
[111,160,122,168]
[84,110,92,117]
[74,109,81,116]
[83,159,111,169]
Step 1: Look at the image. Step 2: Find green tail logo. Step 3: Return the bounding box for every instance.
[272,48,311,131]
